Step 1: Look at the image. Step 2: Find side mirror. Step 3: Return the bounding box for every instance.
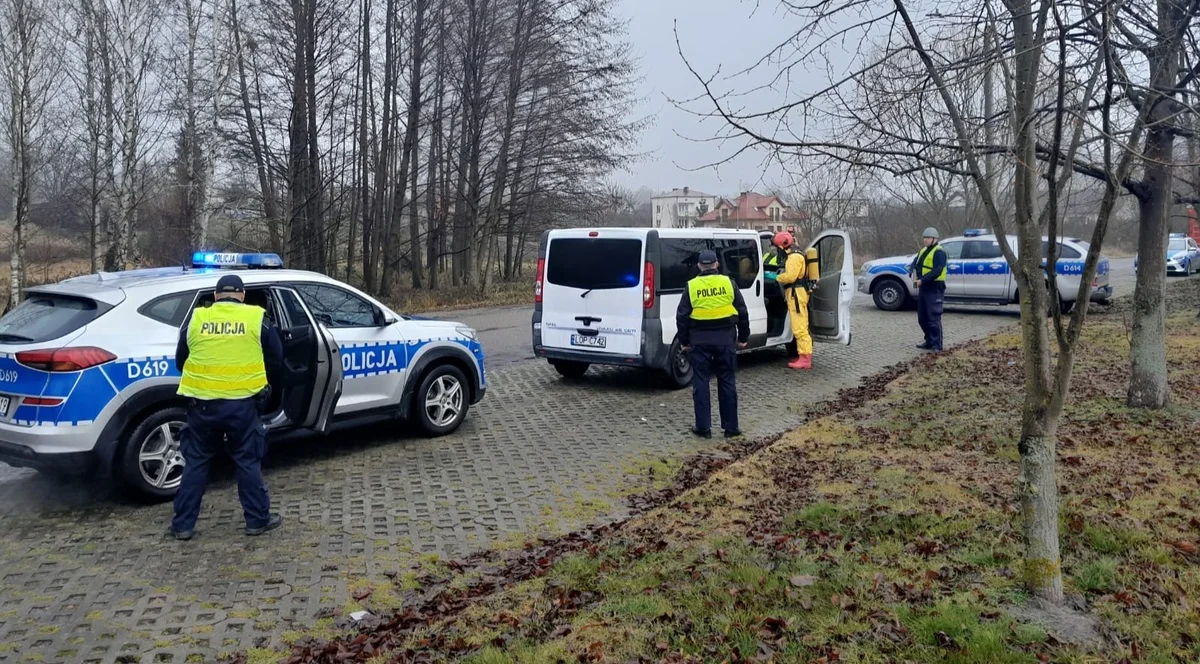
[314,312,334,327]
[374,307,397,326]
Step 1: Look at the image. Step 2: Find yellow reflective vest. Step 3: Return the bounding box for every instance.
[917,245,948,281]
[178,302,268,400]
[687,273,737,321]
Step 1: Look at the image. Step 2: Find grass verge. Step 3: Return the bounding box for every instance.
[249,280,1200,664]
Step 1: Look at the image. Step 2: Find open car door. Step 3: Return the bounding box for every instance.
[807,229,853,345]
[268,286,343,433]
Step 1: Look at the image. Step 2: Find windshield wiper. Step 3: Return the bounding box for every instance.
[0,333,33,342]
[580,289,594,298]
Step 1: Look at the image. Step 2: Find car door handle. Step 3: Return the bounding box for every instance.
[756,281,761,297]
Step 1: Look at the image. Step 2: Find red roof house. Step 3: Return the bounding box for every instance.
[696,191,806,230]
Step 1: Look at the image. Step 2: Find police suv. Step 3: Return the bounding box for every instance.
[857,230,1113,313]
[0,253,486,500]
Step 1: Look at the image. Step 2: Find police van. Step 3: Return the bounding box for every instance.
[531,227,854,387]
[857,230,1113,313]
[0,253,486,500]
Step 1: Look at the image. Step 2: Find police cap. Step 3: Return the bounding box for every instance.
[215,274,245,294]
[698,250,718,266]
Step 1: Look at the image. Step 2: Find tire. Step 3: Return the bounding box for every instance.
[550,360,589,379]
[871,278,909,311]
[663,338,692,390]
[115,406,189,503]
[413,364,471,437]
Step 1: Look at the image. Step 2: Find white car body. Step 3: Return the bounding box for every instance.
[0,254,486,499]
[857,231,1113,312]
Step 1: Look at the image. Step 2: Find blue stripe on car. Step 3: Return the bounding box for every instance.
[2,335,482,428]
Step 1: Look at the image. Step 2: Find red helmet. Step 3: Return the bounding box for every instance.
[773,231,794,250]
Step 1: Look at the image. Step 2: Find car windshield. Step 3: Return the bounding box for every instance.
[0,293,107,344]
[546,238,642,290]
[1169,239,1187,251]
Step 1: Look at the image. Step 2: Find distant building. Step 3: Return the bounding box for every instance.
[696,191,806,231]
[651,187,719,228]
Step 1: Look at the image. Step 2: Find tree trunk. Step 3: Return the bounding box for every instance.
[231,0,280,248]
[1126,0,1181,409]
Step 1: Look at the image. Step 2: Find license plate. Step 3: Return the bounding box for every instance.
[570,334,607,348]
[0,397,9,418]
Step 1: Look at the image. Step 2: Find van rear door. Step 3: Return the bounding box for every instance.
[539,230,646,357]
[807,230,853,345]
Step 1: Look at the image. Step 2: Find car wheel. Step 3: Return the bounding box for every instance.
[663,338,693,390]
[115,406,188,503]
[872,278,908,311]
[413,364,470,437]
[550,360,589,379]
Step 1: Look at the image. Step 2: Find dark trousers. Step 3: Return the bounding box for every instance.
[689,345,738,433]
[917,287,945,351]
[172,397,271,532]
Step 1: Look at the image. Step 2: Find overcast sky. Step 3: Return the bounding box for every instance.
[612,0,807,198]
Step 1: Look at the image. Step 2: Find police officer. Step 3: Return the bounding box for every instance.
[676,250,750,439]
[169,274,285,541]
[909,227,947,351]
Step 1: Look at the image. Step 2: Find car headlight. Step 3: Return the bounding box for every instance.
[456,326,477,340]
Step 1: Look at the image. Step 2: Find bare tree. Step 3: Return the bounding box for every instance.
[0,0,63,308]
[679,0,1173,605]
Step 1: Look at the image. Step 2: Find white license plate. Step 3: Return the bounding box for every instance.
[0,397,9,418]
[570,334,607,348]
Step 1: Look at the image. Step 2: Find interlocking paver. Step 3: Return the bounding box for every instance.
[0,297,1074,662]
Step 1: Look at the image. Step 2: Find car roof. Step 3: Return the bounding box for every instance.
[943,233,1086,245]
[30,267,338,304]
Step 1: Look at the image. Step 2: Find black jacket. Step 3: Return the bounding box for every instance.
[675,270,751,347]
[176,301,285,388]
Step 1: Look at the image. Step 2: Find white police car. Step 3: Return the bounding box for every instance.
[1133,234,1200,276]
[0,253,486,500]
[857,230,1113,313]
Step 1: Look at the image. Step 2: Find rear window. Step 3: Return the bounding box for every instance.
[546,238,642,290]
[0,294,109,344]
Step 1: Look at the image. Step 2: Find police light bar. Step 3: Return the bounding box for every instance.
[962,228,987,237]
[191,252,284,269]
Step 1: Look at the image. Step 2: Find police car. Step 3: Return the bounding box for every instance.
[1133,234,1200,276]
[857,230,1113,313]
[0,253,486,500]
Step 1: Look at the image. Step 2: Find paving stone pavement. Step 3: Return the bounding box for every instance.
[0,302,1036,663]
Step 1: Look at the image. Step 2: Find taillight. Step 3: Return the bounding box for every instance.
[643,261,655,309]
[534,258,546,304]
[16,347,117,372]
[21,397,63,406]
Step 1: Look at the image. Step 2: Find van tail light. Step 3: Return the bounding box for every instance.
[643,261,655,309]
[16,347,117,372]
[534,258,546,304]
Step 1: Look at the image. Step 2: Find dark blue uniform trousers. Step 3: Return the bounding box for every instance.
[172,397,271,532]
[688,345,738,433]
[917,286,945,351]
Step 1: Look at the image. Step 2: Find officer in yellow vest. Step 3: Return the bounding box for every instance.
[169,274,284,541]
[908,227,947,351]
[676,250,750,439]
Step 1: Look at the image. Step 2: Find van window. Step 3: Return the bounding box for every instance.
[546,238,642,290]
[0,294,110,344]
[659,238,760,292]
[659,238,709,292]
[716,239,760,288]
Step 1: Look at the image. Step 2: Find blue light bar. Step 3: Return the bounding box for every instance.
[962,228,987,237]
[191,252,284,269]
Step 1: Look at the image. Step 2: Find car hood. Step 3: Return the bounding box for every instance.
[1167,250,1190,260]
[403,316,470,332]
[861,254,916,271]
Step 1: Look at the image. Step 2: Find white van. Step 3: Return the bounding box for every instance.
[531,227,855,387]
